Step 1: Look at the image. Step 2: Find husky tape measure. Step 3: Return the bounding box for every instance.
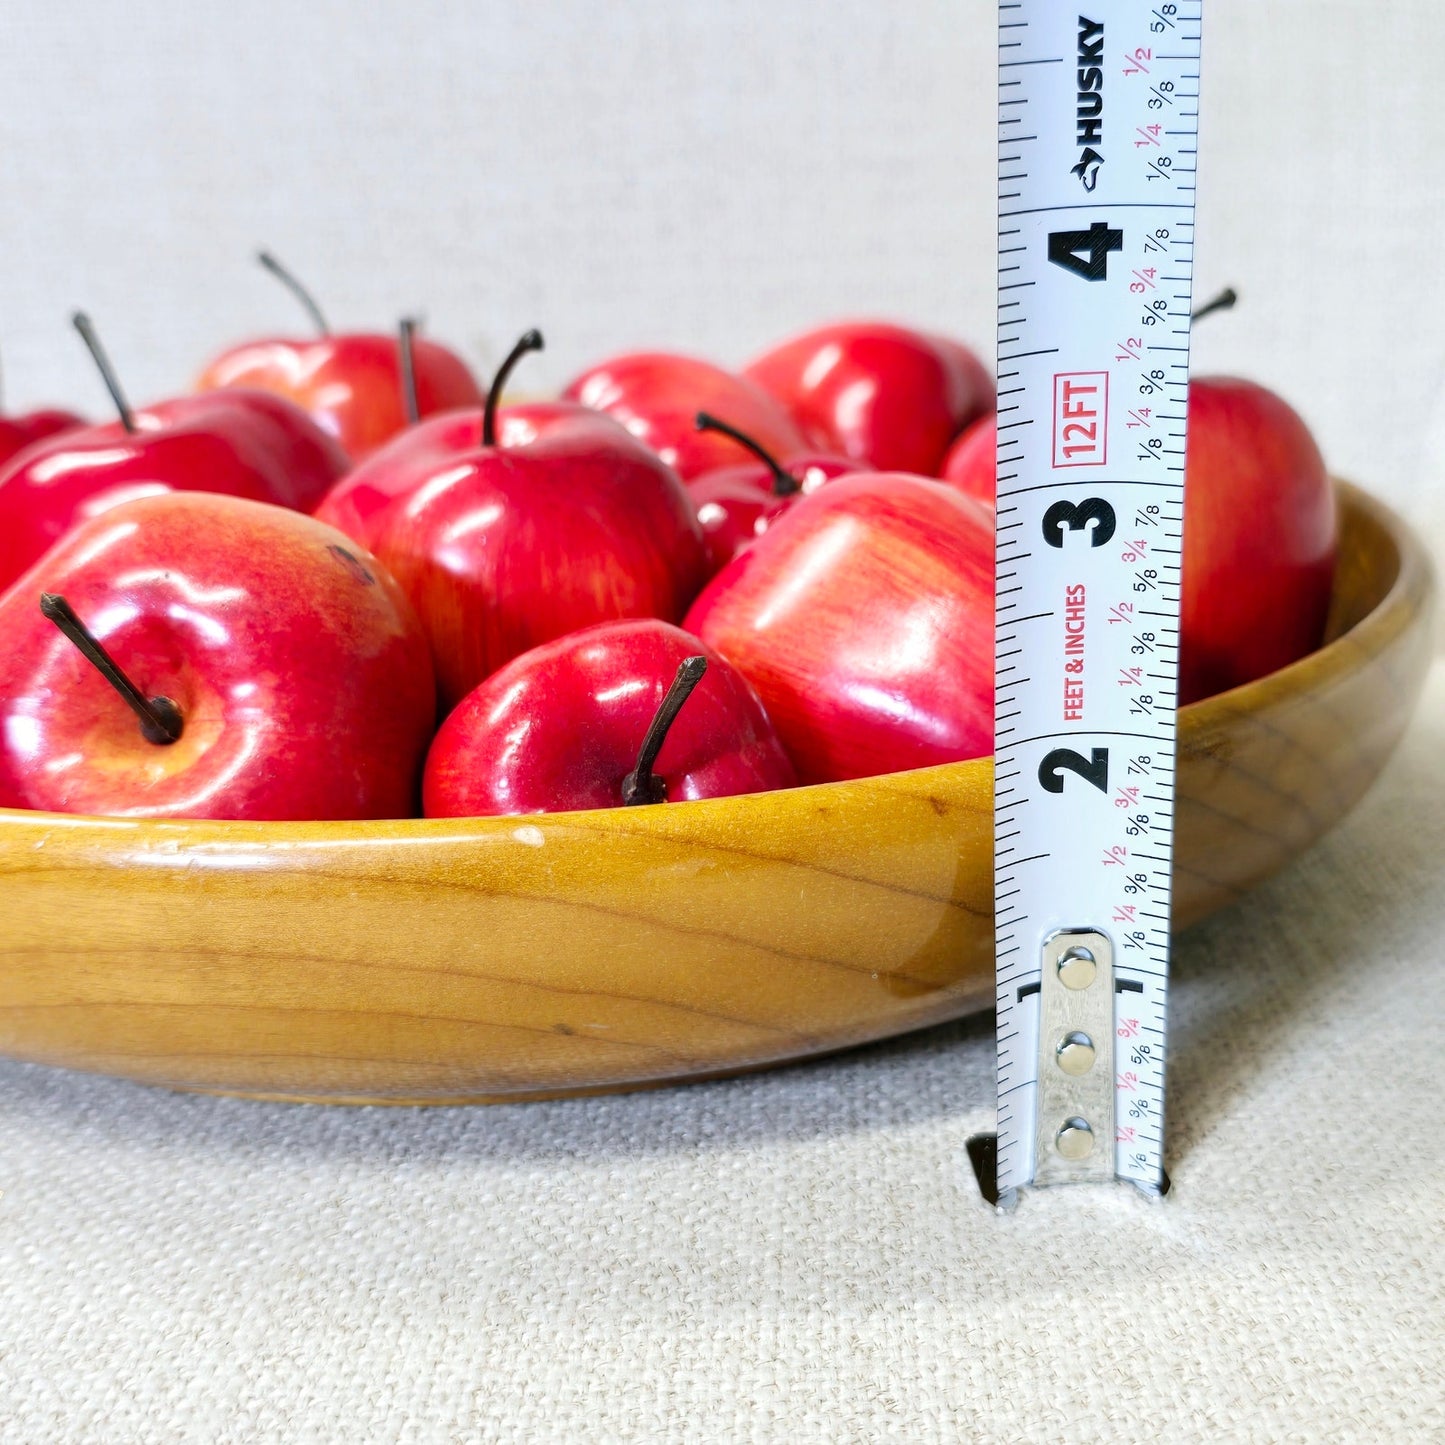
[989,0,1202,1201]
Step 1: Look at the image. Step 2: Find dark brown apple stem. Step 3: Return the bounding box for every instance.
[1191,286,1237,323]
[398,316,421,425]
[621,655,708,806]
[39,593,183,745]
[71,313,135,435]
[481,329,545,447]
[694,411,799,496]
[257,250,330,336]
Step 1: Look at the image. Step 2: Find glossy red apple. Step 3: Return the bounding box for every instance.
[0,407,84,469]
[932,334,998,417]
[370,331,709,708]
[0,492,436,820]
[195,252,482,461]
[927,377,1337,703]
[684,473,995,784]
[315,399,638,552]
[0,313,350,595]
[937,411,996,507]
[1176,377,1336,701]
[686,412,860,574]
[562,351,810,480]
[424,618,796,816]
[742,320,993,475]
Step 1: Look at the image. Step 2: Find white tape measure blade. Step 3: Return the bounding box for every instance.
[993,0,1201,1197]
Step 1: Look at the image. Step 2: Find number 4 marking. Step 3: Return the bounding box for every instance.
[1048,221,1124,282]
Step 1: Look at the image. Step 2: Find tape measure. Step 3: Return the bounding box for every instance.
[987,0,1202,1203]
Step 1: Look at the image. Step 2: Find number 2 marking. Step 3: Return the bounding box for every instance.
[1038,747,1110,794]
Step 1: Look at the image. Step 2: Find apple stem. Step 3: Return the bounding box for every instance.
[71,313,136,435]
[1191,287,1238,324]
[481,329,545,447]
[694,412,799,497]
[621,655,708,806]
[39,593,183,745]
[257,250,330,336]
[398,316,421,425]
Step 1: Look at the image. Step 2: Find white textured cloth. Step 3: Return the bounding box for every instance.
[1,665,1441,1443]
[2,0,1445,584]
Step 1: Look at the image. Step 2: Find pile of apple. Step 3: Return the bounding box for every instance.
[0,260,1337,822]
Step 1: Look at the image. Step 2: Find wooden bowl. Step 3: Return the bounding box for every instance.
[0,482,1434,1104]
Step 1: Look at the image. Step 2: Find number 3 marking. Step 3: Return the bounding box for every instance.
[1042,498,1117,548]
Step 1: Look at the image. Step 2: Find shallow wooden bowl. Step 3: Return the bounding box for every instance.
[0,482,1434,1104]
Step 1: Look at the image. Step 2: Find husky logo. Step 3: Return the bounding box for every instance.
[1073,17,1104,191]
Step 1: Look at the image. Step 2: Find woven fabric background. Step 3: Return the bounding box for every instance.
[1,665,1441,1440]
[1,0,1444,586]
[1,3,1443,1439]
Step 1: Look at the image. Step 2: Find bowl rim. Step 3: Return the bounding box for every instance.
[0,478,1432,844]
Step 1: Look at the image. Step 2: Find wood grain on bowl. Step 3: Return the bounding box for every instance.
[0,483,1434,1104]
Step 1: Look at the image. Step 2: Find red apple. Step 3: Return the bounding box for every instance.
[927,378,1337,702]
[0,492,436,820]
[370,331,709,708]
[1177,377,1336,702]
[0,408,84,469]
[562,351,810,480]
[0,313,351,595]
[195,252,482,461]
[684,473,995,783]
[937,411,996,507]
[686,411,860,574]
[932,335,998,416]
[315,400,637,552]
[424,619,796,816]
[742,320,994,475]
